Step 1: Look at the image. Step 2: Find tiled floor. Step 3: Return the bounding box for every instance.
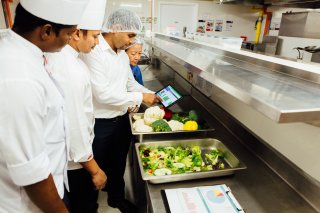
[97,156,135,213]
[97,191,120,213]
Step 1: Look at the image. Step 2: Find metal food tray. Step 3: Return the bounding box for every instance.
[129,113,215,142]
[135,138,246,184]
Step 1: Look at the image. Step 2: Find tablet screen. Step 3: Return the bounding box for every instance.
[156,85,182,108]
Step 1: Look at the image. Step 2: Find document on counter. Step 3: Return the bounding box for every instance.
[163,184,245,213]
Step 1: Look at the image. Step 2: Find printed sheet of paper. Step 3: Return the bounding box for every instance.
[165,184,243,213]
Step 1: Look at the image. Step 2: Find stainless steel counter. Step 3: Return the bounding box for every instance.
[133,64,318,213]
[140,96,315,213]
[144,129,317,213]
[145,34,320,123]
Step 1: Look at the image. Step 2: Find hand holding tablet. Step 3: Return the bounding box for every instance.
[155,85,183,108]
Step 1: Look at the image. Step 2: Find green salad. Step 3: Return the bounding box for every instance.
[139,145,225,176]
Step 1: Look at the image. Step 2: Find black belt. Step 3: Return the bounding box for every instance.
[97,113,128,122]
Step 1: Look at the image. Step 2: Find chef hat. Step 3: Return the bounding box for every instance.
[20,0,90,25]
[102,9,141,33]
[78,0,107,30]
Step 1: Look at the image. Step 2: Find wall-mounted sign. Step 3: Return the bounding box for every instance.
[197,20,205,33]
[205,20,214,32]
[225,20,233,32]
[215,19,223,32]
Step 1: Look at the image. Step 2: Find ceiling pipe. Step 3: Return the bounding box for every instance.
[4,0,12,28]
[253,7,264,44]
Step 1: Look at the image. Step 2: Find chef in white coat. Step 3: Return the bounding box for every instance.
[45,0,107,212]
[81,9,160,213]
[0,0,89,212]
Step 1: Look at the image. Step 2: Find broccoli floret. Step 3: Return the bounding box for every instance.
[171,113,189,124]
[151,119,172,132]
[188,110,199,121]
[171,113,180,121]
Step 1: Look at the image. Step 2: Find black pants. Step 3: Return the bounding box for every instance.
[93,113,132,202]
[67,168,99,213]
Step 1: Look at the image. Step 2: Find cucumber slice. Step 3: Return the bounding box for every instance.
[154,168,172,176]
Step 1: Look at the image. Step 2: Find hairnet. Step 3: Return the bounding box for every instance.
[125,37,143,50]
[102,9,142,33]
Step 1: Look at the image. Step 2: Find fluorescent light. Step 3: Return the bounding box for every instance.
[120,3,142,8]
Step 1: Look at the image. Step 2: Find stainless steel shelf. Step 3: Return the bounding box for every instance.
[146,34,320,123]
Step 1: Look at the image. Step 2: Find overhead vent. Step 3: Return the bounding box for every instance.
[213,0,263,5]
[213,0,320,8]
[265,0,320,8]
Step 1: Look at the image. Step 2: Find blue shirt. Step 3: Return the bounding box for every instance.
[131,65,144,86]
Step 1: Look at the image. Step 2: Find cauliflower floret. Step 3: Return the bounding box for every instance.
[144,117,158,126]
[133,114,142,121]
[135,124,153,132]
[167,120,184,131]
[144,106,165,125]
[133,119,145,129]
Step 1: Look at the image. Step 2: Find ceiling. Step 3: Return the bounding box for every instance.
[212,0,320,8]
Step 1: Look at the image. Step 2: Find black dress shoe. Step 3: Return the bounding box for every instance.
[108,199,138,213]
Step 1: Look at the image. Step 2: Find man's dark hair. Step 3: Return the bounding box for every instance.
[12,3,74,36]
[80,29,88,37]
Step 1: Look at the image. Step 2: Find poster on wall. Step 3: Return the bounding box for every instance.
[205,20,214,32]
[225,20,233,32]
[215,19,223,32]
[197,20,205,33]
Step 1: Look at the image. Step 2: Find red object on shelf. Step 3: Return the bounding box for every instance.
[160,107,173,120]
[240,36,247,42]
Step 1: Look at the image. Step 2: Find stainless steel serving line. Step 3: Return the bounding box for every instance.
[130,63,319,213]
[145,33,320,123]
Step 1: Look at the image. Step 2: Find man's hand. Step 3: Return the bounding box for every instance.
[142,93,161,105]
[91,168,107,190]
[80,159,107,190]
[128,105,139,113]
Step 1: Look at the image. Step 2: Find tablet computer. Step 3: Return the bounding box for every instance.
[155,85,182,108]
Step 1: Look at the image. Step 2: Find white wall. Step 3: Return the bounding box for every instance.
[105,1,265,42]
[0,2,6,29]
[106,0,152,31]
[153,0,263,41]
[277,36,320,59]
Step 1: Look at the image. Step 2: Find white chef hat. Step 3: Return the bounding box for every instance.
[102,9,141,33]
[78,0,107,30]
[20,0,90,25]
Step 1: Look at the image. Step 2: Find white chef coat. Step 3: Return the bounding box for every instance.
[46,45,94,170]
[0,30,67,212]
[81,34,153,119]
